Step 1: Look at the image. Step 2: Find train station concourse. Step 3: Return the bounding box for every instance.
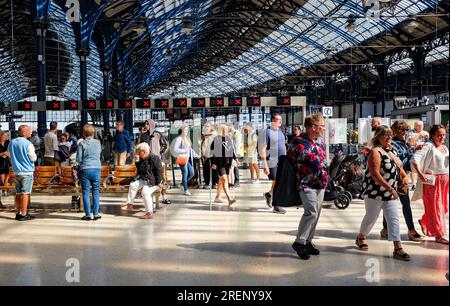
[0,0,448,289]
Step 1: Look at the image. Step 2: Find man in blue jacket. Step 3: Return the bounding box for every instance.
[8,125,37,221]
[113,121,132,166]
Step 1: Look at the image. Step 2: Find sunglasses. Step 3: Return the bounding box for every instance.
[400,128,409,131]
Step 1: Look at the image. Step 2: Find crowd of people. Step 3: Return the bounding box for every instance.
[0,114,448,262]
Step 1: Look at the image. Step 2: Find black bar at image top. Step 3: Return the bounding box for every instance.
[65,100,79,110]
[191,98,206,107]
[100,99,115,109]
[82,99,97,110]
[136,99,151,109]
[119,99,133,109]
[17,101,33,111]
[277,96,291,106]
[248,97,261,106]
[210,97,224,107]
[47,100,61,111]
[229,97,243,107]
[154,99,169,108]
[173,98,188,108]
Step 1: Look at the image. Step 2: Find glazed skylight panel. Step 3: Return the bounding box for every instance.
[388,57,412,73]
[304,0,337,16]
[151,0,435,97]
[48,2,103,100]
[425,45,449,63]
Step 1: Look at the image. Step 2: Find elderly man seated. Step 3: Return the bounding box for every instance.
[121,142,164,219]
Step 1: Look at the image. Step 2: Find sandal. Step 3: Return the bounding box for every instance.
[393,248,411,261]
[355,238,368,251]
[162,199,171,205]
[435,237,449,245]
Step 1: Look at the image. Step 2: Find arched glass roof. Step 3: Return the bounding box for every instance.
[150,0,442,97]
[48,1,103,100]
[388,44,450,74]
[127,0,214,93]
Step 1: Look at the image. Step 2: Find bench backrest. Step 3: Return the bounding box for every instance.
[112,165,137,185]
[34,166,58,185]
[101,166,111,184]
[60,166,76,185]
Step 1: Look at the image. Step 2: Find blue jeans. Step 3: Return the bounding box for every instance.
[80,168,101,216]
[180,162,194,191]
[15,175,34,194]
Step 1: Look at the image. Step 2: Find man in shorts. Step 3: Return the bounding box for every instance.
[261,113,287,214]
[8,125,37,221]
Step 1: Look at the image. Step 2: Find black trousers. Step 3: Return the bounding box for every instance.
[203,158,218,186]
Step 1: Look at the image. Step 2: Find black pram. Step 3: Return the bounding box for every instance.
[324,153,364,209]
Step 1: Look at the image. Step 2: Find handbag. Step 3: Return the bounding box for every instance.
[422,175,436,186]
[396,168,409,195]
[176,156,187,166]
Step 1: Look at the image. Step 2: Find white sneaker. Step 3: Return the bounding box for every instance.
[253,180,261,184]
[214,197,225,203]
[184,190,192,196]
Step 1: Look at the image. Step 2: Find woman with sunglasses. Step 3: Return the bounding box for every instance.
[379,120,423,241]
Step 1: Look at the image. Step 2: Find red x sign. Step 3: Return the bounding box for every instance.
[25,103,31,109]
[252,98,260,105]
[162,100,168,107]
[198,99,205,106]
[283,98,290,104]
[89,102,95,108]
[144,100,150,107]
[125,100,132,107]
[235,99,241,105]
[180,99,186,106]
[71,102,77,109]
[53,103,59,109]
[217,99,223,105]
[107,101,113,108]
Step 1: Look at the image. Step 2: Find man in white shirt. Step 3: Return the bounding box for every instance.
[43,121,59,166]
[407,120,429,190]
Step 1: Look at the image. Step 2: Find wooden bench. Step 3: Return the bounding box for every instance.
[0,165,163,211]
[107,165,162,210]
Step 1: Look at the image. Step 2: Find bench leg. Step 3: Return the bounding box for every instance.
[79,193,84,212]
[153,193,160,210]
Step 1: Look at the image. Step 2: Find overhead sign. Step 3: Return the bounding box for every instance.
[191,98,206,107]
[154,99,169,108]
[100,99,115,109]
[248,97,261,106]
[65,100,79,110]
[118,99,133,109]
[322,106,333,117]
[47,101,61,111]
[229,97,243,107]
[210,97,224,107]
[173,98,187,108]
[82,100,97,110]
[277,97,291,106]
[18,101,32,111]
[136,99,151,109]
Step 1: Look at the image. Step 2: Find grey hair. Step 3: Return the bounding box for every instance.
[136,142,150,153]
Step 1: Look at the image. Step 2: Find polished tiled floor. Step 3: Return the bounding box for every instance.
[0,173,448,286]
